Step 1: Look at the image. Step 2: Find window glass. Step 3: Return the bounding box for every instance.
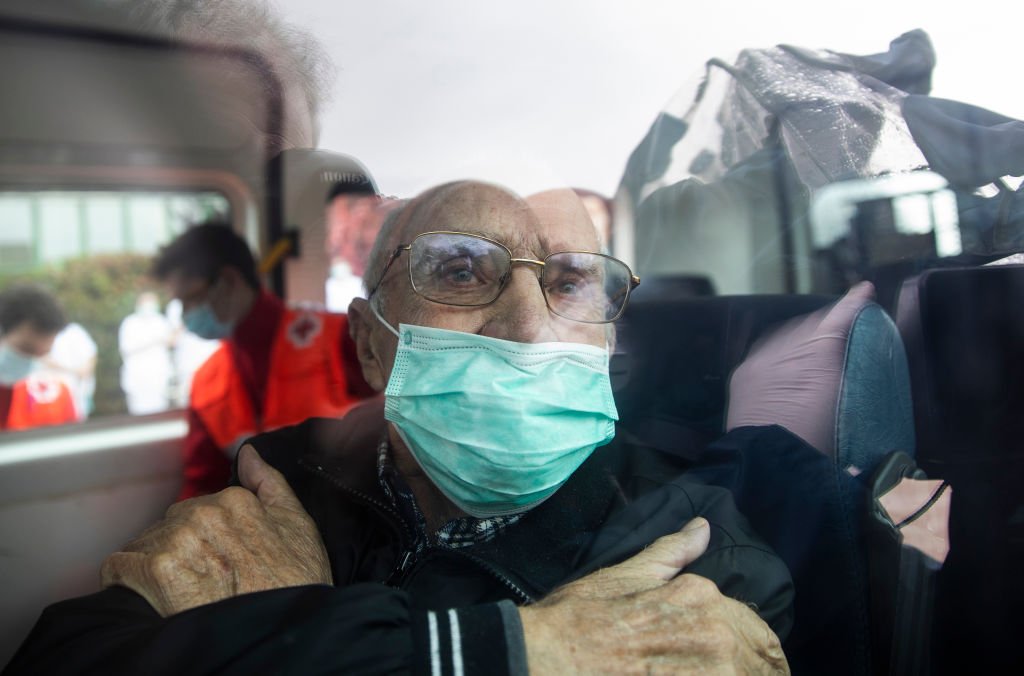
[0,190,229,429]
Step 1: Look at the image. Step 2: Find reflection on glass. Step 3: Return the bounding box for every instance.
[0,189,230,432]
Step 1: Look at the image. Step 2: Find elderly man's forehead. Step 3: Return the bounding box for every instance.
[399,182,600,254]
[525,188,602,252]
[401,182,533,236]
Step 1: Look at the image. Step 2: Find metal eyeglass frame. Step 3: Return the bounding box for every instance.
[367,230,641,324]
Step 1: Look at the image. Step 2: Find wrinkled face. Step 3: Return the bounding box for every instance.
[361,182,608,389]
[1,322,57,358]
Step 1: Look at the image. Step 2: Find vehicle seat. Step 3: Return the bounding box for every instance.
[725,281,935,675]
[894,264,1024,673]
[613,291,837,452]
[614,282,917,675]
[726,282,914,477]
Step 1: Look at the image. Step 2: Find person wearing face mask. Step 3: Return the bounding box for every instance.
[0,284,77,431]
[8,182,796,675]
[151,222,374,501]
[117,292,174,416]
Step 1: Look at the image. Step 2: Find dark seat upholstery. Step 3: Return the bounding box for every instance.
[612,292,837,452]
[613,286,917,675]
[895,265,1024,673]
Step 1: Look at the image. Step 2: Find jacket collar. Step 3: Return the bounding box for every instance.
[268,395,622,598]
[295,398,626,597]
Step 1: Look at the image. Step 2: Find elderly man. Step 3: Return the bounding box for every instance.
[6,182,792,675]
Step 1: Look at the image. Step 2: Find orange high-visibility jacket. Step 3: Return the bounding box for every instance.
[190,308,360,454]
[3,375,77,430]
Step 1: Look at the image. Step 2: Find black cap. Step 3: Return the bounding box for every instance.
[325,174,378,202]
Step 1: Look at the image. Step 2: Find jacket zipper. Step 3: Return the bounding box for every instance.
[299,459,534,602]
[299,458,418,582]
[400,548,535,605]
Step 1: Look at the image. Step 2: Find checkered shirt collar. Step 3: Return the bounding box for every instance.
[375,434,523,550]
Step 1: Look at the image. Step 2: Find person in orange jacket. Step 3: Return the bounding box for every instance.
[0,284,77,431]
[151,222,375,500]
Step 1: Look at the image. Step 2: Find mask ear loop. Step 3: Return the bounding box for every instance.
[369,294,401,338]
[604,320,617,358]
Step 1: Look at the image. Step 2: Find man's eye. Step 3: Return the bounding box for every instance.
[548,273,589,298]
[449,268,473,283]
[555,280,580,295]
[436,257,480,285]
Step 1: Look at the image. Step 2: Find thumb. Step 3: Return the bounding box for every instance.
[543,518,711,602]
[608,517,711,583]
[237,444,303,512]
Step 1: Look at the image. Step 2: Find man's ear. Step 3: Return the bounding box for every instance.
[216,265,249,301]
[216,266,256,322]
[348,297,387,392]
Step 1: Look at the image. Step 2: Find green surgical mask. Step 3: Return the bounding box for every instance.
[0,343,37,385]
[183,302,233,340]
[374,307,618,518]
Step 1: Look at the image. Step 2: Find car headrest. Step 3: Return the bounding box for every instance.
[895,264,1024,462]
[726,282,915,475]
[627,274,716,303]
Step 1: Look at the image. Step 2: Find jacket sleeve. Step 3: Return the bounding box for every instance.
[568,471,796,641]
[3,585,527,676]
[690,424,871,675]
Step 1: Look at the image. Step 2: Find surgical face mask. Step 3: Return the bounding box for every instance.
[183,302,233,340]
[0,343,38,385]
[372,304,618,518]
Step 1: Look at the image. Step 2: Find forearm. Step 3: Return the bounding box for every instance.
[4,586,526,676]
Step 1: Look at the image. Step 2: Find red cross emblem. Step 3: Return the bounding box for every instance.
[287,312,323,348]
[26,375,61,404]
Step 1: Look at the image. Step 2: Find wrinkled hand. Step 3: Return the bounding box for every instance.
[101,445,332,617]
[520,518,789,675]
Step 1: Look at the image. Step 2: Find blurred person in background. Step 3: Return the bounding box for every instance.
[0,284,77,431]
[165,298,220,408]
[323,178,395,312]
[152,222,374,500]
[41,321,98,421]
[117,291,174,415]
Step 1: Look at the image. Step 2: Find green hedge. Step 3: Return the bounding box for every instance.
[1,253,157,417]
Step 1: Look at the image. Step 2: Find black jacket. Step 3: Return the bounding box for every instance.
[5,402,793,675]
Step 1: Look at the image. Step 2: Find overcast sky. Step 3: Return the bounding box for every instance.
[282,0,1023,198]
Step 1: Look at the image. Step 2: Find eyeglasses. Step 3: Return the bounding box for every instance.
[368,231,640,324]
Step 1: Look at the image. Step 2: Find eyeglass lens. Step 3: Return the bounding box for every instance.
[407,232,632,322]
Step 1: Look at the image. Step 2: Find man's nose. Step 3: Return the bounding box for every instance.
[480,266,559,343]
